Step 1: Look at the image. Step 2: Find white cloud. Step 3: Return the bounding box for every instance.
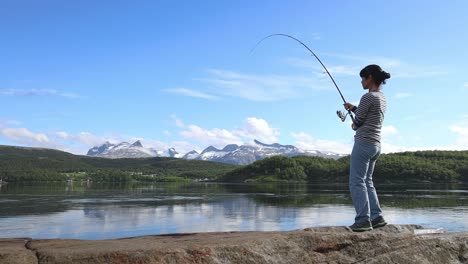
[9,116,468,158]
[171,114,185,128]
[395,92,412,99]
[289,52,441,82]
[173,53,446,104]
[165,88,218,100]
[55,131,104,147]
[180,125,242,148]
[60,92,86,99]
[327,65,356,76]
[291,131,351,154]
[166,140,194,153]
[1,128,114,154]
[284,57,356,75]
[380,142,409,153]
[321,52,402,68]
[381,142,463,153]
[54,132,177,154]
[380,122,468,153]
[319,52,448,79]
[236,117,279,143]
[0,88,84,98]
[450,124,468,148]
[0,118,22,126]
[55,131,68,138]
[382,125,398,138]
[197,69,328,102]
[1,119,244,155]
[311,33,321,40]
[385,65,446,79]
[178,117,279,149]
[1,127,51,146]
[0,88,56,96]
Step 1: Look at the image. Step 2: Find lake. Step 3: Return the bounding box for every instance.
[0,182,467,240]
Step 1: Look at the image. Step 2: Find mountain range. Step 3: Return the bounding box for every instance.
[87,140,344,165]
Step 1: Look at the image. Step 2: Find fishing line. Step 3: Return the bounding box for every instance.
[251,33,355,123]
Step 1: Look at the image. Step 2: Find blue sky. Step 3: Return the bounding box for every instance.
[1,0,468,155]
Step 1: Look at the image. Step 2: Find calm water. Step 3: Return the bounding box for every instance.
[0,182,467,240]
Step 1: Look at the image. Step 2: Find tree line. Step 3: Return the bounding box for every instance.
[222,150,468,183]
[0,146,237,182]
[1,146,468,183]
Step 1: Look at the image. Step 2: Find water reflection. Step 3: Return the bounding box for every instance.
[0,182,467,239]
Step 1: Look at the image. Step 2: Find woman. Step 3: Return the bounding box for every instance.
[344,64,391,232]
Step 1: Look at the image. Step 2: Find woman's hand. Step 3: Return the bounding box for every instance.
[343,102,354,111]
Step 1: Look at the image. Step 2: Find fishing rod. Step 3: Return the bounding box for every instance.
[251,33,354,123]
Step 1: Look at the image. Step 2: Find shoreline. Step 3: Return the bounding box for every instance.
[1,225,467,264]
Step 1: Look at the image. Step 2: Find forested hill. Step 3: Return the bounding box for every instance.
[0,145,238,182]
[221,150,468,183]
[1,145,468,184]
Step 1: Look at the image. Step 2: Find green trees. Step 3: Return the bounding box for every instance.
[293,156,348,182]
[2,145,468,184]
[373,151,466,183]
[0,146,237,183]
[222,156,306,182]
[223,150,468,183]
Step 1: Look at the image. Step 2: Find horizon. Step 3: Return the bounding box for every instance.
[3,139,467,158]
[88,138,333,155]
[1,1,468,155]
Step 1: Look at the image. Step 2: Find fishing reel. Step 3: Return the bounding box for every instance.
[337,110,357,130]
[336,110,348,122]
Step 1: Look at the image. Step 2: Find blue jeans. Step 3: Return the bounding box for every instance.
[349,140,383,224]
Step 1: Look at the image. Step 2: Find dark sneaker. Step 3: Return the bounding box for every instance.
[349,221,372,232]
[371,216,387,229]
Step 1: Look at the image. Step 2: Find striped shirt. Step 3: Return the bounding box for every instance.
[351,91,387,145]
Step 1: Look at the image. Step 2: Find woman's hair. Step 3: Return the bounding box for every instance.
[359,64,391,86]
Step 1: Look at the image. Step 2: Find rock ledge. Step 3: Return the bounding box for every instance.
[1,225,467,264]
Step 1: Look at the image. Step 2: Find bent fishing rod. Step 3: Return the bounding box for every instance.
[251,33,354,123]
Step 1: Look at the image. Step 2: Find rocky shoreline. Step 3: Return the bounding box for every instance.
[1,225,467,264]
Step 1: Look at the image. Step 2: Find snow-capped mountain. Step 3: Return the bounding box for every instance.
[194,140,341,165]
[182,150,199,159]
[87,140,344,164]
[87,140,173,159]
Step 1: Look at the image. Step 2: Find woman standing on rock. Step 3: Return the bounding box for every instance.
[343,64,390,232]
